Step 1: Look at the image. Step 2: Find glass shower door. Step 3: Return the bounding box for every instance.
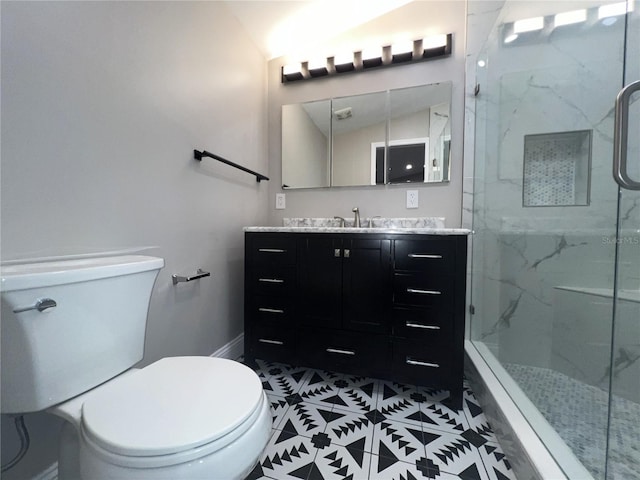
[608,2,640,478]
[468,0,638,478]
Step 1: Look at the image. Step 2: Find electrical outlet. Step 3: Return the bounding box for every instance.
[406,190,419,209]
[275,193,286,210]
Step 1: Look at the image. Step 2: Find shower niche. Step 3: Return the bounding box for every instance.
[522,130,592,207]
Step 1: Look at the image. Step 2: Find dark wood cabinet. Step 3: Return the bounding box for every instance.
[298,236,391,332]
[244,231,467,409]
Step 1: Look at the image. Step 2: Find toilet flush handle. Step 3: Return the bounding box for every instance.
[13,298,57,314]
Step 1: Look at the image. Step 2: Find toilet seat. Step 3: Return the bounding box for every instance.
[80,356,264,460]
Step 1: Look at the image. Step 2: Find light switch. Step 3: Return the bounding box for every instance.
[275,193,286,209]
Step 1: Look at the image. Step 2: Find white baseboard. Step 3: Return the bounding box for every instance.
[210,333,244,361]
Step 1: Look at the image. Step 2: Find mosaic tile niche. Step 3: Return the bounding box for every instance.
[523,130,592,207]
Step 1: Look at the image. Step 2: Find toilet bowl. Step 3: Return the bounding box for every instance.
[56,356,272,479]
[0,255,271,479]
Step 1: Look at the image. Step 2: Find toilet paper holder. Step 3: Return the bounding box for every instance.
[172,268,211,285]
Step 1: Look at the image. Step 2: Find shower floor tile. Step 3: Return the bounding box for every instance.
[505,362,640,480]
[246,360,517,480]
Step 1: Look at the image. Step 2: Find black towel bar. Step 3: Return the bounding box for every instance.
[194,149,269,183]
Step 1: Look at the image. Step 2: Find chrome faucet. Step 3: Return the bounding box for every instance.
[333,216,346,227]
[367,216,381,228]
[352,207,361,228]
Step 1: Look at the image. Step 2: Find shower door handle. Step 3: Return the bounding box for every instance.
[613,80,640,190]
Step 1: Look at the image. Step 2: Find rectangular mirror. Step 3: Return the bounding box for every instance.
[282,99,331,189]
[281,82,451,189]
[332,91,387,187]
[388,82,451,183]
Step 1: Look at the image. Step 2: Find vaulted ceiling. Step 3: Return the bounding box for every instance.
[224,0,415,60]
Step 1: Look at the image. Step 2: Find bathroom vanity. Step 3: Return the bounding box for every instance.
[243,223,469,409]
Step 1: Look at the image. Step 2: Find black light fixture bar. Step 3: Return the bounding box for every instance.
[194,149,269,182]
[281,33,452,84]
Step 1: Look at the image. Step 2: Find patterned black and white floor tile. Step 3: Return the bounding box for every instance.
[334,376,379,413]
[275,401,334,437]
[314,443,374,479]
[245,360,517,480]
[298,369,346,407]
[322,406,377,453]
[371,420,430,464]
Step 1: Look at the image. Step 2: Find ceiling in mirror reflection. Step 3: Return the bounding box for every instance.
[282,82,452,189]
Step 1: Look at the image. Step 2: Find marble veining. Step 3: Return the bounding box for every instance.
[245,226,470,235]
[246,217,470,235]
[464,1,639,478]
[282,217,446,229]
[529,236,588,270]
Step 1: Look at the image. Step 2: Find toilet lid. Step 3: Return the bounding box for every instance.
[81,357,264,457]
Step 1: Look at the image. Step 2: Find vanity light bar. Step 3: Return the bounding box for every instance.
[282,63,304,82]
[333,52,355,72]
[503,3,635,46]
[307,58,329,77]
[554,9,587,27]
[598,1,633,19]
[513,16,544,34]
[281,33,452,84]
[361,46,384,68]
[391,40,414,63]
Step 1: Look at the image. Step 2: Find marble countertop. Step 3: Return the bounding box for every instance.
[244,226,471,235]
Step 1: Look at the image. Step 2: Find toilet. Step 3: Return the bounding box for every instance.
[0,255,271,479]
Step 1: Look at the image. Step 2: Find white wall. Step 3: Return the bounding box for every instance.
[0,1,267,477]
[266,1,467,227]
[333,119,386,186]
[282,103,329,188]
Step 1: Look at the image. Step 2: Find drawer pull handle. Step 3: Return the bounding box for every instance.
[406,322,440,330]
[258,339,284,345]
[406,358,439,368]
[258,248,287,253]
[326,348,355,356]
[258,278,284,283]
[258,307,284,314]
[406,288,441,295]
[408,254,443,259]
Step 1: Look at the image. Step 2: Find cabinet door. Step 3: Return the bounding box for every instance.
[298,236,343,328]
[342,238,391,333]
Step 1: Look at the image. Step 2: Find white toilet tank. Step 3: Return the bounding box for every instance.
[1,255,164,414]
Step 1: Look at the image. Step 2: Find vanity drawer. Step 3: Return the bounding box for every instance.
[391,306,451,340]
[250,266,296,296]
[393,273,453,308]
[249,296,294,323]
[250,235,297,265]
[394,239,454,274]
[391,338,450,386]
[298,328,390,376]
[247,321,296,363]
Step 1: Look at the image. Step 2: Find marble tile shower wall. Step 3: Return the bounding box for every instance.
[473,232,618,358]
[553,289,640,404]
[467,0,637,393]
